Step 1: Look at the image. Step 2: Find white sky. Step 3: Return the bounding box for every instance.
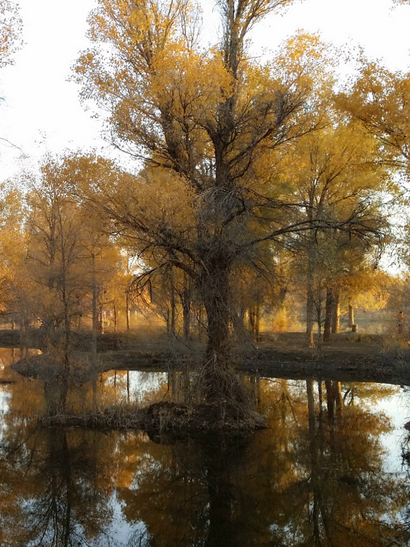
[0,0,409,181]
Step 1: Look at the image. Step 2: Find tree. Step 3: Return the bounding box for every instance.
[0,0,22,68]
[272,117,390,345]
[22,156,124,413]
[0,184,26,329]
[24,162,88,411]
[337,62,410,176]
[74,1,380,408]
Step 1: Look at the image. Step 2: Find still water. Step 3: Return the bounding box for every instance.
[0,348,410,546]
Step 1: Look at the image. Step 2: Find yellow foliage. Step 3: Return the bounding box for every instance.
[71,0,393,353]
[151,44,234,118]
[272,308,290,332]
[337,60,410,174]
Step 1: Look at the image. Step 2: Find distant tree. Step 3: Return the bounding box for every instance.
[280,119,390,345]
[337,62,410,178]
[22,156,123,412]
[0,0,22,67]
[0,184,26,329]
[24,161,88,409]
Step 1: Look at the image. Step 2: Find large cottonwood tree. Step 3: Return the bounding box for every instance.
[74,1,381,403]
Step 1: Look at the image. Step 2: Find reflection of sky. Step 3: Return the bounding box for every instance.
[0,389,10,413]
[129,371,168,401]
[105,371,168,403]
[374,387,410,474]
[109,492,147,546]
[22,493,147,547]
[262,379,409,477]
[0,389,10,440]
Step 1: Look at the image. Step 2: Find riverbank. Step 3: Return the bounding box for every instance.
[7,328,410,387]
[6,328,410,433]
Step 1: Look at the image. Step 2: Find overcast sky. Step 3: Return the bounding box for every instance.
[0,0,409,181]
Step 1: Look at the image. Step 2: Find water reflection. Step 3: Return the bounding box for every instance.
[0,349,410,545]
[0,426,138,546]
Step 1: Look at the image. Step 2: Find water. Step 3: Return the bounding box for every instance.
[0,349,410,546]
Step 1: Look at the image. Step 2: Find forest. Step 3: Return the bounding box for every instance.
[1,0,410,429]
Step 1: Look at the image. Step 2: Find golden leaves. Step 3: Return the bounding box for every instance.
[120,167,197,237]
[150,44,234,118]
[272,32,336,90]
[338,62,410,171]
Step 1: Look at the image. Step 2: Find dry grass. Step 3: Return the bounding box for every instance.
[38,403,145,430]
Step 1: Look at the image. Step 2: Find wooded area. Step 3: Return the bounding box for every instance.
[1,0,410,424]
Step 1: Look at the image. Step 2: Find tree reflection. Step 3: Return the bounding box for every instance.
[0,428,117,545]
[0,417,119,545]
[274,379,409,546]
[116,379,410,547]
[117,433,253,547]
[0,353,409,546]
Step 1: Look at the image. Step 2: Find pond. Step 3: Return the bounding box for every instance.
[0,348,410,546]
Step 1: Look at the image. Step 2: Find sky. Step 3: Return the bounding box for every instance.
[0,0,409,182]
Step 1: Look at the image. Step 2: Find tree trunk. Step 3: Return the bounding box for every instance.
[169,266,176,337]
[331,290,340,334]
[323,287,333,343]
[59,271,70,414]
[92,276,98,360]
[91,256,99,410]
[249,305,260,342]
[254,305,260,342]
[125,287,130,331]
[19,315,25,351]
[231,305,248,342]
[196,255,249,413]
[181,276,191,341]
[166,309,170,333]
[315,281,324,340]
[306,254,315,348]
[199,258,236,404]
[348,301,355,329]
[202,265,230,362]
[113,303,117,332]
